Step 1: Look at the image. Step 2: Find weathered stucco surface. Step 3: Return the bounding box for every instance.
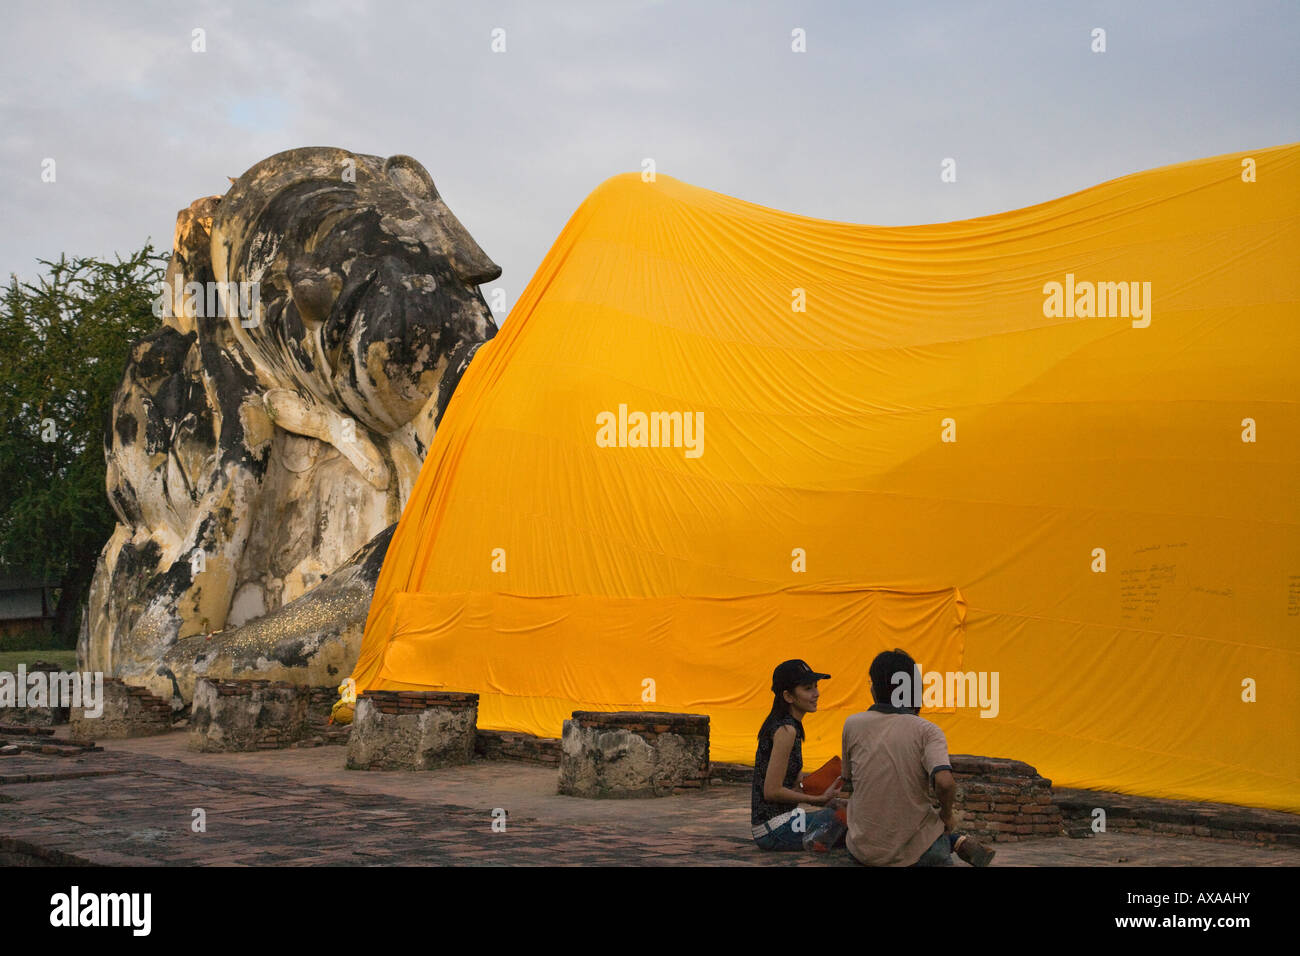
[80,148,500,701]
[346,698,477,770]
[559,720,711,798]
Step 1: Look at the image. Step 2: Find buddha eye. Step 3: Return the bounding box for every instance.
[287,264,342,327]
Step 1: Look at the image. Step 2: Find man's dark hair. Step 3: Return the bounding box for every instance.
[870,648,918,704]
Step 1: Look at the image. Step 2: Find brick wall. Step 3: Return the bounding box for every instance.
[475,729,561,764]
[359,690,479,713]
[1054,788,1300,848]
[297,686,351,747]
[950,755,1063,842]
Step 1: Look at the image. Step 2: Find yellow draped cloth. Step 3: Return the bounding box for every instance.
[352,143,1299,812]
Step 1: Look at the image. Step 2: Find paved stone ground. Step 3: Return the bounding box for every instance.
[0,730,1296,866]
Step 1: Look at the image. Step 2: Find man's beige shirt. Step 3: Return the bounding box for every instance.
[841,710,951,866]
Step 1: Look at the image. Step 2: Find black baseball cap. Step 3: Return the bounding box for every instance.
[771,659,831,693]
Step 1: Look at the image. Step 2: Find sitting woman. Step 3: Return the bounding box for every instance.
[751,659,845,850]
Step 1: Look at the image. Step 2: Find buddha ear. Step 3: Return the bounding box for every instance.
[383,155,439,202]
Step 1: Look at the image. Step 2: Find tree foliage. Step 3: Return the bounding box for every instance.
[0,246,166,645]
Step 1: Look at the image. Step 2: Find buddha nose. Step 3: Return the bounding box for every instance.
[433,198,502,286]
[452,243,502,286]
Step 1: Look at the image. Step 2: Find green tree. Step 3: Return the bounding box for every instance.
[0,245,166,646]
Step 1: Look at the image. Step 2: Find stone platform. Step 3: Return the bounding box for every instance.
[1,730,1296,867]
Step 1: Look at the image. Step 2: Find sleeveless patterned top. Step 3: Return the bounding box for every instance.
[751,715,804,826]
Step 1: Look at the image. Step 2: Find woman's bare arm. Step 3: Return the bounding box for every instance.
[763,725,840,806]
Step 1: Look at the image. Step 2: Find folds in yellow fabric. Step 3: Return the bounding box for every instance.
[378,586,966,766]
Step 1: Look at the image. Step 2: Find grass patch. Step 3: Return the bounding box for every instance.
[0,650,77,672]
[0,627,71,653]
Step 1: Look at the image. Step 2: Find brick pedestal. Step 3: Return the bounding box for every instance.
[951,754,1063,842]
[69,678,172,740]
[559,711,710,798]
[345,691,478,770]
[188,678,309,752]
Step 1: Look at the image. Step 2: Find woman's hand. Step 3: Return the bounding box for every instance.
[808,777,844,806]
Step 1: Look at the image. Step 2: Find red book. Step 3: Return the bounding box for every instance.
[800,755,843,796]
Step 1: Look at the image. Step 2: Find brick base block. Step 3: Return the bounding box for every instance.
[0,662,70,727]
[559,711,710,798]
[69,678,171,741]
[346,691,478,770]
[951,754,1064,842]
[189,678,308,752]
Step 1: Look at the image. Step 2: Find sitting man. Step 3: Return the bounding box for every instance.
[840,648,995,866]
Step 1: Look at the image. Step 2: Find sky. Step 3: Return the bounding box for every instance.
[1,0,1296,325]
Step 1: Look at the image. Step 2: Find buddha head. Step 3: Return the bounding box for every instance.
[211,147,500,436]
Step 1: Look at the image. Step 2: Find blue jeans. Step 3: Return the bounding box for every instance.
[753,808,837,851]
[910,832,961,866]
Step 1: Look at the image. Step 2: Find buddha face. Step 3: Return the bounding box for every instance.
[213,148,501,434]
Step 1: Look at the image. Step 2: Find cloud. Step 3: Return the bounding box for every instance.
[1,0,1296,297]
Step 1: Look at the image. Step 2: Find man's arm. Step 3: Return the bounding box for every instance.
[832,721,852,808]
[840,720,852,786]
[923,722,955,829]
[934,769,956,830]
